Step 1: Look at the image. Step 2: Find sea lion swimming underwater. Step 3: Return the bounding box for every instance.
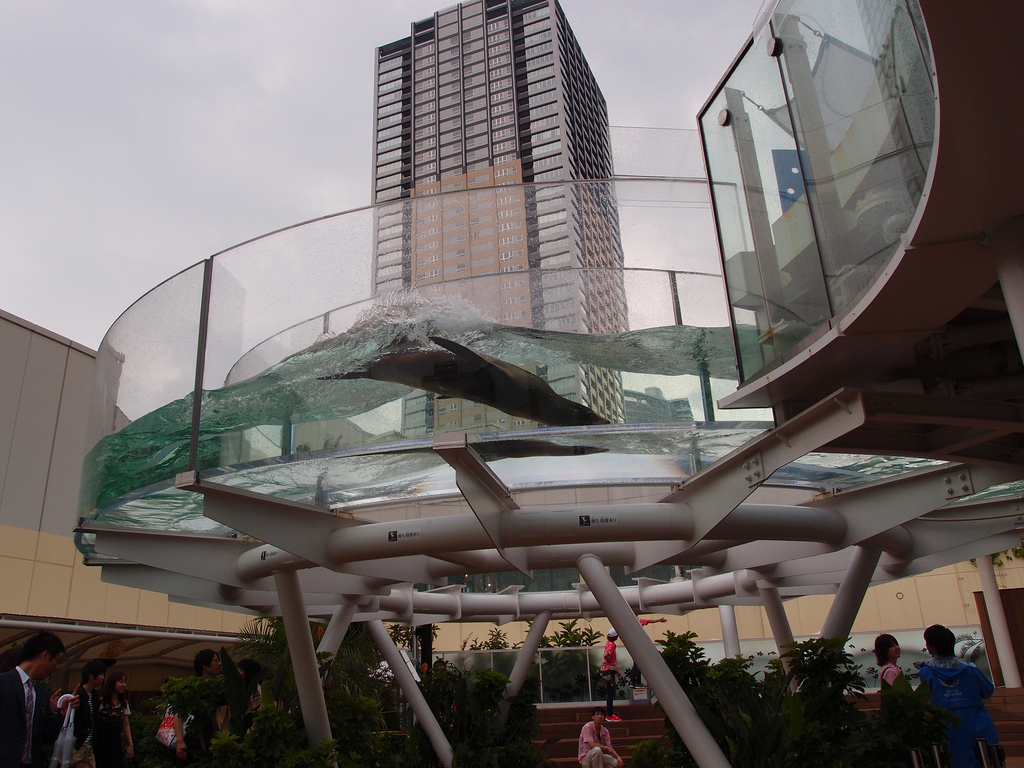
[319,336,609,428]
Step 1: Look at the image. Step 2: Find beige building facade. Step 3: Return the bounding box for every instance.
[0,309,245,690]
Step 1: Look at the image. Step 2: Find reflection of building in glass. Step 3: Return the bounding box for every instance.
[623,387,694,424]
[703,0,934,381]
[370,0,626,436]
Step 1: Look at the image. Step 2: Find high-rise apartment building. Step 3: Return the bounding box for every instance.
[371,0,627,435]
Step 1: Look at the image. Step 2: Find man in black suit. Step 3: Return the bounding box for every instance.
[0,631,75,768]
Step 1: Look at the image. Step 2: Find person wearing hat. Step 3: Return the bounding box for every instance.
[599,629,620,721]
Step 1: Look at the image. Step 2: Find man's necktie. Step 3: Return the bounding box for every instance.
[23,678,35,763]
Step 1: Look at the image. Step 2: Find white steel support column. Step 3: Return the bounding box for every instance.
[759,587,795,652]
[990,216,1024,362]
[820,545,882,640]
[317,604,357,660]
[499,611,551,727]
[506,611,549,700]
[977,555,1022,687]
[719,605,740,658]
[367,620,453,768]
[274,571,333,746]
[577,555,732,768]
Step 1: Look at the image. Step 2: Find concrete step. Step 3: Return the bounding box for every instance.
[536,706,668,764]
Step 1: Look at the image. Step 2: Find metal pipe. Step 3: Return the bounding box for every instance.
[500,612,550,727]
[577,554,733,768]
[820,545,882,639]
[317,603,357,660]
[274,571,333,746]
[977,555,1022,687]
[0,618,239,645]
[719,605,740,657]
[759,585,795,672]
[367,620,453,768]
[325,503,842,565]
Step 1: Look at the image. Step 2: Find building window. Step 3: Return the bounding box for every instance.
[533,139,561,157]
[525,40,553,59]
[526,52,555,70]
[527,65,554,82]
[522,7,550,22]
[527,77,554,95]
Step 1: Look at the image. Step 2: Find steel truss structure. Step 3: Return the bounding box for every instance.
[76,0,1024,764]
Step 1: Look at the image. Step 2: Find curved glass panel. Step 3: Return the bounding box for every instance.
[80,263,206,515]
[700,0,935,382]
[80,163,960,549]
[775,0,935,309]
[81,166,778,530]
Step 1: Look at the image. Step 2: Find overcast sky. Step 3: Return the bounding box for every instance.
[0,0,765,350]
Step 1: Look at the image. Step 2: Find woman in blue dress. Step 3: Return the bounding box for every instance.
[918,624,999,768]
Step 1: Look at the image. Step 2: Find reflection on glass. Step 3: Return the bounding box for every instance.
[776,0,934,312]
[80,286,750,522]
[701,0,934,382]
[539,649,593,703]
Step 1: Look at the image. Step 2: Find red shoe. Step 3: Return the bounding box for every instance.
[607,714,622,722]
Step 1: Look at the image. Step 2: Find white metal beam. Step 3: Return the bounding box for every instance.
[275,570,333,746]
[367,620,453,768]
[577,555,732,768]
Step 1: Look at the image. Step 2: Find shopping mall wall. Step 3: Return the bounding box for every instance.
[0,309,245,634]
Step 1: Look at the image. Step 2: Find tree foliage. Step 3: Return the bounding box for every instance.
[635,633,956,768]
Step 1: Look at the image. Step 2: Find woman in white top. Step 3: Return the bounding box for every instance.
[873,633,904,686]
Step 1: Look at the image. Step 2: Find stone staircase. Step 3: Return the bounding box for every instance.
[537,688,1024,766]
[536,705,668,766]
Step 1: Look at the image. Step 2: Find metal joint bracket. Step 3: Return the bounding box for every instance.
[941,469,974,499]
[433,433,531,576]
[635,577,668,613]
[689,570,709,608]
[743,453,764,488]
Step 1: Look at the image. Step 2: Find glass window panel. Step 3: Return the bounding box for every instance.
[701,27,830,381]
[774,0,935,313]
